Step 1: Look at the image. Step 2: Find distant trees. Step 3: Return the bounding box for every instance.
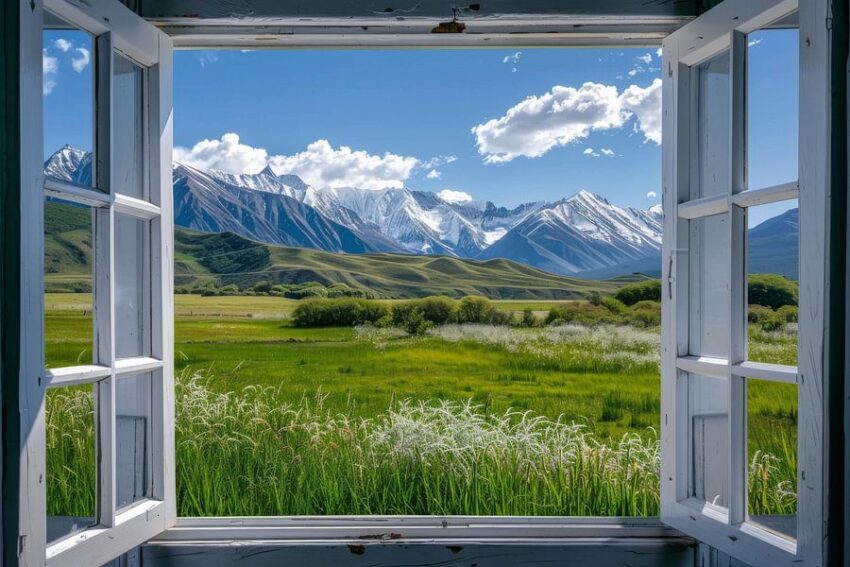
[747,274,797,310]
[614,280,661,306]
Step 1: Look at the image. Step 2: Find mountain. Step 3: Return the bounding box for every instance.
[172,163,403,254]
[478,191,662,276]
[42,199,618,299]
[43,146,791,280]
[748,207,799,279]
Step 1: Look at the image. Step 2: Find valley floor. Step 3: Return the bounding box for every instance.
[44,294,798,520]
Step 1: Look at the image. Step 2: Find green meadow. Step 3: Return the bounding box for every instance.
[45,293,798,519]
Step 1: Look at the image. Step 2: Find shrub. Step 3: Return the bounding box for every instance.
[588,292,603,306]
[521,308,540,328]
[457,295,495,324]
[600,296,628,315]
[629,301,661,327]
[760,313,786,332]
[748,304,773,323]
[286,286,328,299]
[252,280,272,294]
[748,274,798,309]
[418,296,457,325]
[292,298,390,327]
[776,305,798,323]
[402,308,432,336]
[614,280,662,306]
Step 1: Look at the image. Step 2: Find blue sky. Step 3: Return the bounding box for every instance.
[43,31,798,223]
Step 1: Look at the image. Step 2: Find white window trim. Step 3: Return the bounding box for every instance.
[661,0,831,565]
[17,0,175,565]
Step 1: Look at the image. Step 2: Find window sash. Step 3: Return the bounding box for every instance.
[661,0,828,565]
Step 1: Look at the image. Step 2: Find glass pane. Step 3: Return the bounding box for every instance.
[688,372,729,508]
[747,12,799,191]
[689,214,730,358]
[116,373,153,509]
[113,53,145,199]
[747,200,798,365]
[46,384,96,543]
[42,14,94,187]
[696,50,730,199]
[747,379,797,539]
[44,199,94,368]
[115,214,148,358]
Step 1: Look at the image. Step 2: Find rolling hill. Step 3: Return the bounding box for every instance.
[45,201,620,299]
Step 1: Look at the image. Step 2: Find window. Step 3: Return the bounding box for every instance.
[661,0,827,565]
[21,0,175,564]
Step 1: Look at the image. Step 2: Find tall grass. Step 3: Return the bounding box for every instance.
[175,372,661,516]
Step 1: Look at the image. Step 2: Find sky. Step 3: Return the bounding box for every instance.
[43,29,798,224]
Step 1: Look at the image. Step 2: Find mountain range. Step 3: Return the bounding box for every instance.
[45,146,796,279]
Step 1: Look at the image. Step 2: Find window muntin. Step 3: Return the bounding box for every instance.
[112,53,147,200]
[115,214,150,359]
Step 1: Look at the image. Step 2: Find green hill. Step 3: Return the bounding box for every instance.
[45,201,618,299]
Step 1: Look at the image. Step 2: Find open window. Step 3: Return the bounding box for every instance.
[18,0,174,564]
[661,0,829,565]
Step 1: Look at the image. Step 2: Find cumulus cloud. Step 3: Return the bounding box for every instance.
[422,155,457,168]
[471,82,628,163]
[656,47,663,57]
[54,38,73,52]
[43,50,58,95]
[583,148,599,157]
[270,140,419,190]
[584,147,615,158]
[472,80,661,162]
[437,189,473,204]
[600,148,615,156]
[176,134,421,190]
[748,38,762,47]
[502,51,522,64]
[620,78,662,144]
[426,169,441,179]
[646,191,657,199]
[638,53,652,64]
[71,47,90,72]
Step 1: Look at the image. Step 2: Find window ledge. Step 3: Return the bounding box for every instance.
[155,516,689,544]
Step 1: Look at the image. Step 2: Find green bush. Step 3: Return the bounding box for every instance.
[521,308,540,328]
[286,286,328,299]
[776,305,798,323]
[748,274,798,309]
[630,301,661,327]
[252,280,272,294]
[600,296,628,314]
[760,313,786,332]
[292,298,390,327]
[457,295,495,324]
[748,304,773,323]
[418,296,457,325]
[614,280,661,306]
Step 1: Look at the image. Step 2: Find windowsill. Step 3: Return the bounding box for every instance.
[154,516,689,544]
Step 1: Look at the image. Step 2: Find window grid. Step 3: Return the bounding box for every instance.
[43,20,166,551]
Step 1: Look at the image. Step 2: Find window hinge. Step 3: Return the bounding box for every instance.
[18,535,27,556]
[667,255,675,300]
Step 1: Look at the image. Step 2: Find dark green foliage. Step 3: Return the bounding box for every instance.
[417,296,457,325]
[456,295,495,324]
[521,308,540,328]
[614,280,661,306]
[291,298,390,327]
[748,274,798,309]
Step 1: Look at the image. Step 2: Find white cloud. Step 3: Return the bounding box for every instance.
[627,68,640,77]
[502,51,522,64]
[472,80,662,162]
[638,53,652,64]
[43,50,58,95]
[71,47,90,72]
[176,134,422,190]
[620,78,662,144]
[174,133,272,174]
[583,148,599,157]
[656,47,663,57]
[437,189,473,204]
[196,52,219,69]
[269,140,419,190]
[748,38,762,47]
[600,148,615,156]
[54,38,73,52]
[422,155,457,168]
[426,169,441,179]
[471,82,628,163]
[646,191,657,199]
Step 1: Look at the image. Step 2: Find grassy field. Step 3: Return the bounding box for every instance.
[45,293,798,519]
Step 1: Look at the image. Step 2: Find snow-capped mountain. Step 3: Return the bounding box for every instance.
[44,146,670,276]
[477,191,662,275]
[44,145,92,186]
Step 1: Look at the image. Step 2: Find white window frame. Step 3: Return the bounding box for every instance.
[660,0,830,565]
[18,0,174,565]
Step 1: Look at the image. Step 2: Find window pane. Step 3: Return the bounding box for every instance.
[44,199,93,368]
[696,50,730,199]
[689,214,729,358]
[115,214,149,358]
[747,13,798,191]
[747,200,798,365]
[688,372,729,508]
[116,373,153,509]
[46,384,96,543]
[747,379,797,539]
[113,53,145,199]
[42,14,94,187]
